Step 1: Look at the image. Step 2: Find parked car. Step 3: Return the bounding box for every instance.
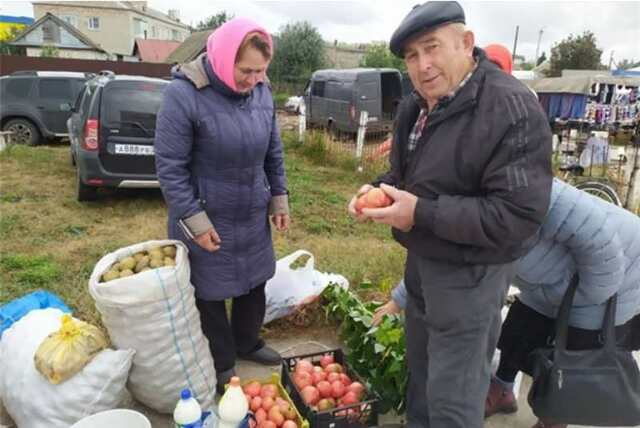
[0,71,92,145]
[68,72,168,201]
[303,68,403,135]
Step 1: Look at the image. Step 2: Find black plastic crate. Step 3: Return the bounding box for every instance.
[281,348,379,428]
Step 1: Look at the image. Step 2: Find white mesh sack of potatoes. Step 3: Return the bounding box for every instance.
[89,239,216,413]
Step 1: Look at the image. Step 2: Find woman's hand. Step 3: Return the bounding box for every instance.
[194,228,221,252]
[372,299,402,326]
[271,214,290,232]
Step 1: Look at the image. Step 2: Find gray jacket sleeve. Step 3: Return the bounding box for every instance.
[391,279,407,310]
[414,91,553,250]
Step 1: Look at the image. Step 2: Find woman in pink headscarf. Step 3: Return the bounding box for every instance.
[155,18,290,394]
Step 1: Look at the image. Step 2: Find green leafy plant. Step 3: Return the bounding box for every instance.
[322,283,407,414]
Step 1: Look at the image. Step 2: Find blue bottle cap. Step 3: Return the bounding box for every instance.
[181,389,192,400]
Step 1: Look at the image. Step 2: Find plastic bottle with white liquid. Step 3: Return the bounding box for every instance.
[217,376,249,428]
[174,388,203,428]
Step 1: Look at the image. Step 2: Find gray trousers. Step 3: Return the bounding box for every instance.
[404,252,515,428]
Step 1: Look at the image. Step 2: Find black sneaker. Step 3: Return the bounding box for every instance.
[216,367,236,396]
[238,345,281,365]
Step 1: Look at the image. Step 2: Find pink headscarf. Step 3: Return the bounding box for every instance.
[206,17,273,92]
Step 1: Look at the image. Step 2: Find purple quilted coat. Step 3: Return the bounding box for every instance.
[154,55,287,300]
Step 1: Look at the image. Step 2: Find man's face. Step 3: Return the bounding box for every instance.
[403,24,474,106]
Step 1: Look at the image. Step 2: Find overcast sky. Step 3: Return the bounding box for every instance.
[1,0,638,65]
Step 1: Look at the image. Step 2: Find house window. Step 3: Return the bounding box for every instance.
[133,18,147,38]
[42,21,60,43]
[151,25,157,38]
[88,17,100,30]
[171,29,179,41]
[60,15,78,28]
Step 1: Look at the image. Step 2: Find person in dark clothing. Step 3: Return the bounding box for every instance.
[348,2,553,427]
[154,17,290,395]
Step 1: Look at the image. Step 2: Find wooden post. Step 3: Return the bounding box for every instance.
[356,110,368,172]
[298,102,306,144]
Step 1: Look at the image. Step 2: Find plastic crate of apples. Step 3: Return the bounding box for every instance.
[281,349,379,428]
[242,373,310,428]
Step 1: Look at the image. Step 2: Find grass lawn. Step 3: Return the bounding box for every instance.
[0,131,406,329]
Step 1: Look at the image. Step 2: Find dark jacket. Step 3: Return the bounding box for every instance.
[154,54,288,300]
[376,50,552,265]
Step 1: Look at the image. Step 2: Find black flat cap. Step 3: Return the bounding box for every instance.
[389,1,465,57]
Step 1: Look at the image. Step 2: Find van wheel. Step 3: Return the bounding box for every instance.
[76,167,97,201]
[3,118,41,146]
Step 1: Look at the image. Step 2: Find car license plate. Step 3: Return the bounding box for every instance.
[114,144,154,156]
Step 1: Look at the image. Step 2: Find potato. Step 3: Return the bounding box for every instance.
[149,258,163,269]
[148,248,164,260]
[140,267,151,272]
[119,269,134,278]
[120,256,136,271]
[102,269,120,282]
[133,252,146,262]
[162,245,177,258]
[135,255,150,273]
[163,257,176,267]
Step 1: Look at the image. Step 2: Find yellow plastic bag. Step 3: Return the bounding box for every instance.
[34,314,108,384]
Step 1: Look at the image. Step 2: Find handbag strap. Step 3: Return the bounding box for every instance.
[554,274,579,351]
[554,274,618,353]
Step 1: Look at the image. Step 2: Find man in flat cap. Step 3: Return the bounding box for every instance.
[349,1,553,427]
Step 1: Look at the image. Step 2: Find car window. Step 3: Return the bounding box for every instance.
[312,80,325,97]
[101,81,167,133]
[38,79,73,100]
[4,78,33,98]
[79,84,95,118]
[73,86,86,111]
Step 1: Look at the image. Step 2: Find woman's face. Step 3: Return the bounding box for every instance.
[234,46,270,93]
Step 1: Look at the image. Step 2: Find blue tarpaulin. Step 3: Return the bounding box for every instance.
[0,290,70,336]
[538,93,588,120]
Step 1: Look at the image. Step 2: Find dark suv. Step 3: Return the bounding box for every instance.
[68,72,168,201]
[0,71,92,145]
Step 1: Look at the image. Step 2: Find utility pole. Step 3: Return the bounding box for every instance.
[512,25,519,61]
[535,27,545,64]
[608,50,615,70]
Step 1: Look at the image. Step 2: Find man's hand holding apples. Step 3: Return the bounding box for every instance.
[348,183,418,232]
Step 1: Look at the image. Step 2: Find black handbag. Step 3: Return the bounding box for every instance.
[527,275,640,426]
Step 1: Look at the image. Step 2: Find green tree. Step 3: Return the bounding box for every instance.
[40,45,59,58]
[270,21,325,83]
[195,11,231,31]
[0,26,26,55]
[521,63,535,71]
[548,31,603,77]
[359,42,405,71]
[616,58,640,70]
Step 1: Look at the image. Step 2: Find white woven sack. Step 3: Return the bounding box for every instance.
[0,309,134,428]
[89,239,216,413]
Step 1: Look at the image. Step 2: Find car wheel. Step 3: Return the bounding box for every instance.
[76,166,97,202]
[3,118,41,146]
